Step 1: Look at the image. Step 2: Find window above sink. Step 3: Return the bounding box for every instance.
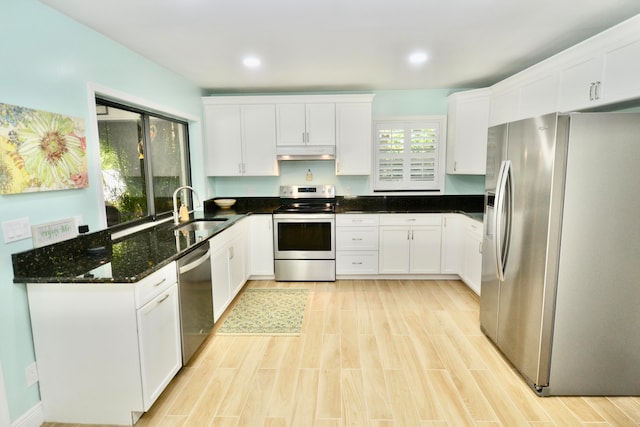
[96,98,192,229]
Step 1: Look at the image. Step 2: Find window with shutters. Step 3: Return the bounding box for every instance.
[373,117,446,192]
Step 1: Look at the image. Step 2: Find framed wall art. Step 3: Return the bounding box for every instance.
[0,102,88,194]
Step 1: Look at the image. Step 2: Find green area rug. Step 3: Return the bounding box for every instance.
[216,288,308,335]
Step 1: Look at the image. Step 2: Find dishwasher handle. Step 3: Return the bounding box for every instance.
[179,247,211,274]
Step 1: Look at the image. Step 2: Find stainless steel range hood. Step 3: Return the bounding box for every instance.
[276,145,335,160]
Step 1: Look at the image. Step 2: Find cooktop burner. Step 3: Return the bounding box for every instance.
[274,184,336,214]
[273,202,335,214]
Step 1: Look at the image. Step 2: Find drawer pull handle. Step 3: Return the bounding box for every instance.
[352,262,363,265]
[153,278,167,287]
[352,237,363,241]
[157,294,170,304]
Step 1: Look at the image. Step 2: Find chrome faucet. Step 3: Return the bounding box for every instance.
[172,186,201,224]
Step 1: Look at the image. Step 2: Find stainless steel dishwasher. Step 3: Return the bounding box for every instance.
[177,242,214,365]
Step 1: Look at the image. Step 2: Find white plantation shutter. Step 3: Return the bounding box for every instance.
[374,117,446,191]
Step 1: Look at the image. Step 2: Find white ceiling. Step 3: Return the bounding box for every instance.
[40,0,640,93]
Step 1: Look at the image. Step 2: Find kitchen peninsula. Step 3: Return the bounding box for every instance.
[12,194,482,425]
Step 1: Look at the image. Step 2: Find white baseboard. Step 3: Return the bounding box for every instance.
[11,402,43,427]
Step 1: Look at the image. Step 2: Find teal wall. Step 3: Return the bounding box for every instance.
[0,2,485,423]
[0,1,202,422]
[207,89,486,198]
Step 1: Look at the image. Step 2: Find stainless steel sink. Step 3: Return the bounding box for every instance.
[174,218,228,232]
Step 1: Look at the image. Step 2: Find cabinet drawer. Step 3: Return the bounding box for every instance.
[379,214,441,226]
[336,227,378,250]
[336,214,379,226]
[135,262,177,308]
[336,251,379,274]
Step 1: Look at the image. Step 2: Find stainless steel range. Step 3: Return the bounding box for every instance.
[273,185,336,281]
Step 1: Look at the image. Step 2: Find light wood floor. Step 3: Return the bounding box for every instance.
[46,279,640,427]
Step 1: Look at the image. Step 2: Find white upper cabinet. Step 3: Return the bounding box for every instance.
[446,88,490,174]
[276,103,335,146]
[203,94,374,174]
[558,55,604,111]
[335,98,374,175]
[203,101,278,176]
[488,83,520,126]
[490,14,640,125]
[489,62,559,126]
[203,104,242,175]
[518,66,558,120]
[241,105,279,175]
[601,38,640,103]
[558,34,640,111]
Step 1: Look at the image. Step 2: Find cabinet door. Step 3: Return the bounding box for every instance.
[249,215,274,276]
[489,85,519,126]
[276,103,306,146]
[440,214,460,274]
[601,38,640,104]
[336,102,372,175]
[518,71,558,121]
[378,226,410,274]
[558,55,604,111]
[409,226,441,274]
[241,104,279,176]
[229,233,247,296]
[461,225,483,295]
[306,103,336,145]
[446,90,490,175]
[211,244,231,322]
[137,283,181,410]
[204,104,243,176]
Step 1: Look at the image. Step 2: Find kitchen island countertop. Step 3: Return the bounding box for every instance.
[12,212,245,284]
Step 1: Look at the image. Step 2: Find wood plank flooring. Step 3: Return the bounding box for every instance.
[45,279,640,427]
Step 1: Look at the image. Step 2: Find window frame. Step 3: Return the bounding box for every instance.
[372,116,447,194]
[95,97,192,231]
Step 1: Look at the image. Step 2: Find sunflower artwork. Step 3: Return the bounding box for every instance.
[0,102,88,194]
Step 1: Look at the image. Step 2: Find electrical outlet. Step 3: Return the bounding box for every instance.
[25,362,38,387]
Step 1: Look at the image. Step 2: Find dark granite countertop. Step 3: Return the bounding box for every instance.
[13,194,483,284]
[12,212,246,284]
[205,194,484,216]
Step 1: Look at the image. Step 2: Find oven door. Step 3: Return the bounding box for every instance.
[273,214,335,260]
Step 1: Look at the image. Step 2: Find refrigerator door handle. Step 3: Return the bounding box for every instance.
[494,160,513,281]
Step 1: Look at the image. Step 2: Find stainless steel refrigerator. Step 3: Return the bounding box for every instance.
[480,112,640,396]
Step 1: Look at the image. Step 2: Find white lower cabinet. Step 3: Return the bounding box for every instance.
[249,214,274,276]
[459,217,483,295]
[440,213,461,274]
[137,283,181,410]
[26,262,181,426]
[211,219,249,322]
[336,214,379,275]
[378,214,442,274]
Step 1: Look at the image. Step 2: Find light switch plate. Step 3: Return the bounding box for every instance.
[2,217,32,243]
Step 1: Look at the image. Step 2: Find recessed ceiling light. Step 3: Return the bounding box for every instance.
[408,51,428,65]
[243,56,261,68]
